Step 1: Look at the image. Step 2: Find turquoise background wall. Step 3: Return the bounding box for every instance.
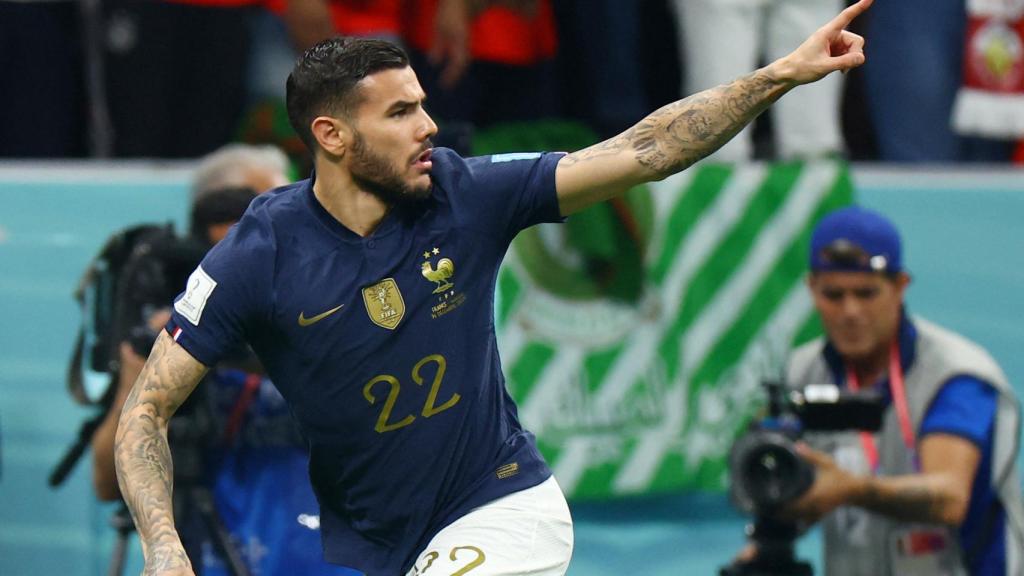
[0,164,1020,575]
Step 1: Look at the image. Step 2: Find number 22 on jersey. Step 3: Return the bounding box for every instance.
[363,354,460,433]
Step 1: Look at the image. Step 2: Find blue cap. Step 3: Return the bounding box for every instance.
[810,207,902,273]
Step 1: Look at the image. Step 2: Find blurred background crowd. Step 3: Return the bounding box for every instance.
[3,0,1023,165]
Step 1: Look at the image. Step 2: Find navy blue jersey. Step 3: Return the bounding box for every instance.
[167,149,564,575]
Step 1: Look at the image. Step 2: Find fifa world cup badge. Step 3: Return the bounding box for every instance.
[363,278,405,330]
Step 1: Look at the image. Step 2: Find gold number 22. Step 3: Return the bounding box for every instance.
[449,546,486,575]
[412,546,486,575]
[363,354,461,433]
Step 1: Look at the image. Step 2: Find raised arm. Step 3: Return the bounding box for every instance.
[115,330,208,575]
[554,0,871,216]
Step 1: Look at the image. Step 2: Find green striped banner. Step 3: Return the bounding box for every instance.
[497,161,853,498]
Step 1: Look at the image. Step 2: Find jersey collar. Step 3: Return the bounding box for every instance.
[302,171,431,243]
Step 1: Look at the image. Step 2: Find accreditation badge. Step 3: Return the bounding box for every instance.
[887,526,964,576]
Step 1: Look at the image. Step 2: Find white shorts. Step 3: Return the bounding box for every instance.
[405,476,574,576]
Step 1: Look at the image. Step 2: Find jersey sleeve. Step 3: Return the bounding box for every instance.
[166,213,275,367]
[451,150,565,244]
[920,375,998,449]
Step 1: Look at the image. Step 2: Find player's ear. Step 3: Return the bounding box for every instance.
[310,116,352,158]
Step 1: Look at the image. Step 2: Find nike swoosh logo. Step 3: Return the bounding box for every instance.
[298,304,345,327]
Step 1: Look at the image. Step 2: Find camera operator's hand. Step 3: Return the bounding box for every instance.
[91,309,173,501]
[777,443,864,525]
[733,542,758,564]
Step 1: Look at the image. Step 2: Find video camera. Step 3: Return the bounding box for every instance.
[720,380,885,576]
[49,226,209,486]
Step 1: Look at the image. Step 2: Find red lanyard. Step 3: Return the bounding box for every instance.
[224,373,263,446]
[845,339,916,473]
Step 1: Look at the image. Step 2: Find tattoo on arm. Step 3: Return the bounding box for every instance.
[114,331,207,571]
[562,69,790,177]
[858,479,956,525]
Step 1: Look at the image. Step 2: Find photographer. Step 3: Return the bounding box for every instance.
[777,207,1024,575]
[89,187,254,503]
[90,143,290,502]
[90,147,354,575]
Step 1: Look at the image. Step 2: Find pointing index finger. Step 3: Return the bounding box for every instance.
[826,0,873,32]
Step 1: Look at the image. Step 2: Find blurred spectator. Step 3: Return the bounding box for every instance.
[243,0,560,152]
[951,1,1024,153]
[864,0,1015,162]
[671,0,844,161]
[192,143,292,197]
[0,0,86,157]
[553,0,650,138]
[838,1,879,162]
[246,0,406,105]
[403,0,560,127]
[241,0,404,167]
[101,0,256,158]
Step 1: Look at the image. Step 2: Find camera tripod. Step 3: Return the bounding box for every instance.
[50,387,251,576]
[719,517,813,576]
[102,482,251,576]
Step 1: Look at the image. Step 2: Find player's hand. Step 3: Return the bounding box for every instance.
[769,0,871,85]
[777,443,862,525]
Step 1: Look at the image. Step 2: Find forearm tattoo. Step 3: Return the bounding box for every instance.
[861,482,947,524]
[114,331,206,572]
[562,69,789,176]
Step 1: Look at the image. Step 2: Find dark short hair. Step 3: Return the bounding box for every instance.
[189,186,257,243]
[286,36,410,152]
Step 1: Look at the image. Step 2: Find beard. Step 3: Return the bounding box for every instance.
[350,131,433,207]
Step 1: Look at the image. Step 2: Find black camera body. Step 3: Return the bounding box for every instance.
[721,380,885,576]
[729,380,884,516]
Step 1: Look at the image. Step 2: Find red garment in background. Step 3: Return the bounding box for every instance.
[403,0,557,66]
[264,0,401,37]
[327,0,400,36]
[952,2,1024,140]
[961,15,1024,94]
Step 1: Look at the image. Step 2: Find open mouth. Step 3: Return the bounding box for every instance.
[413,148,433,170]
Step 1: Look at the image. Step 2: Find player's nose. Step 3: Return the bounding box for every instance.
[418,109,438,141]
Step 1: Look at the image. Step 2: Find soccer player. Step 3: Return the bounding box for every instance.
[114,1,873,574]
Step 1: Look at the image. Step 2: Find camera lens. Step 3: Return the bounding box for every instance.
[728,429,814,515]
[742,443,806,509]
